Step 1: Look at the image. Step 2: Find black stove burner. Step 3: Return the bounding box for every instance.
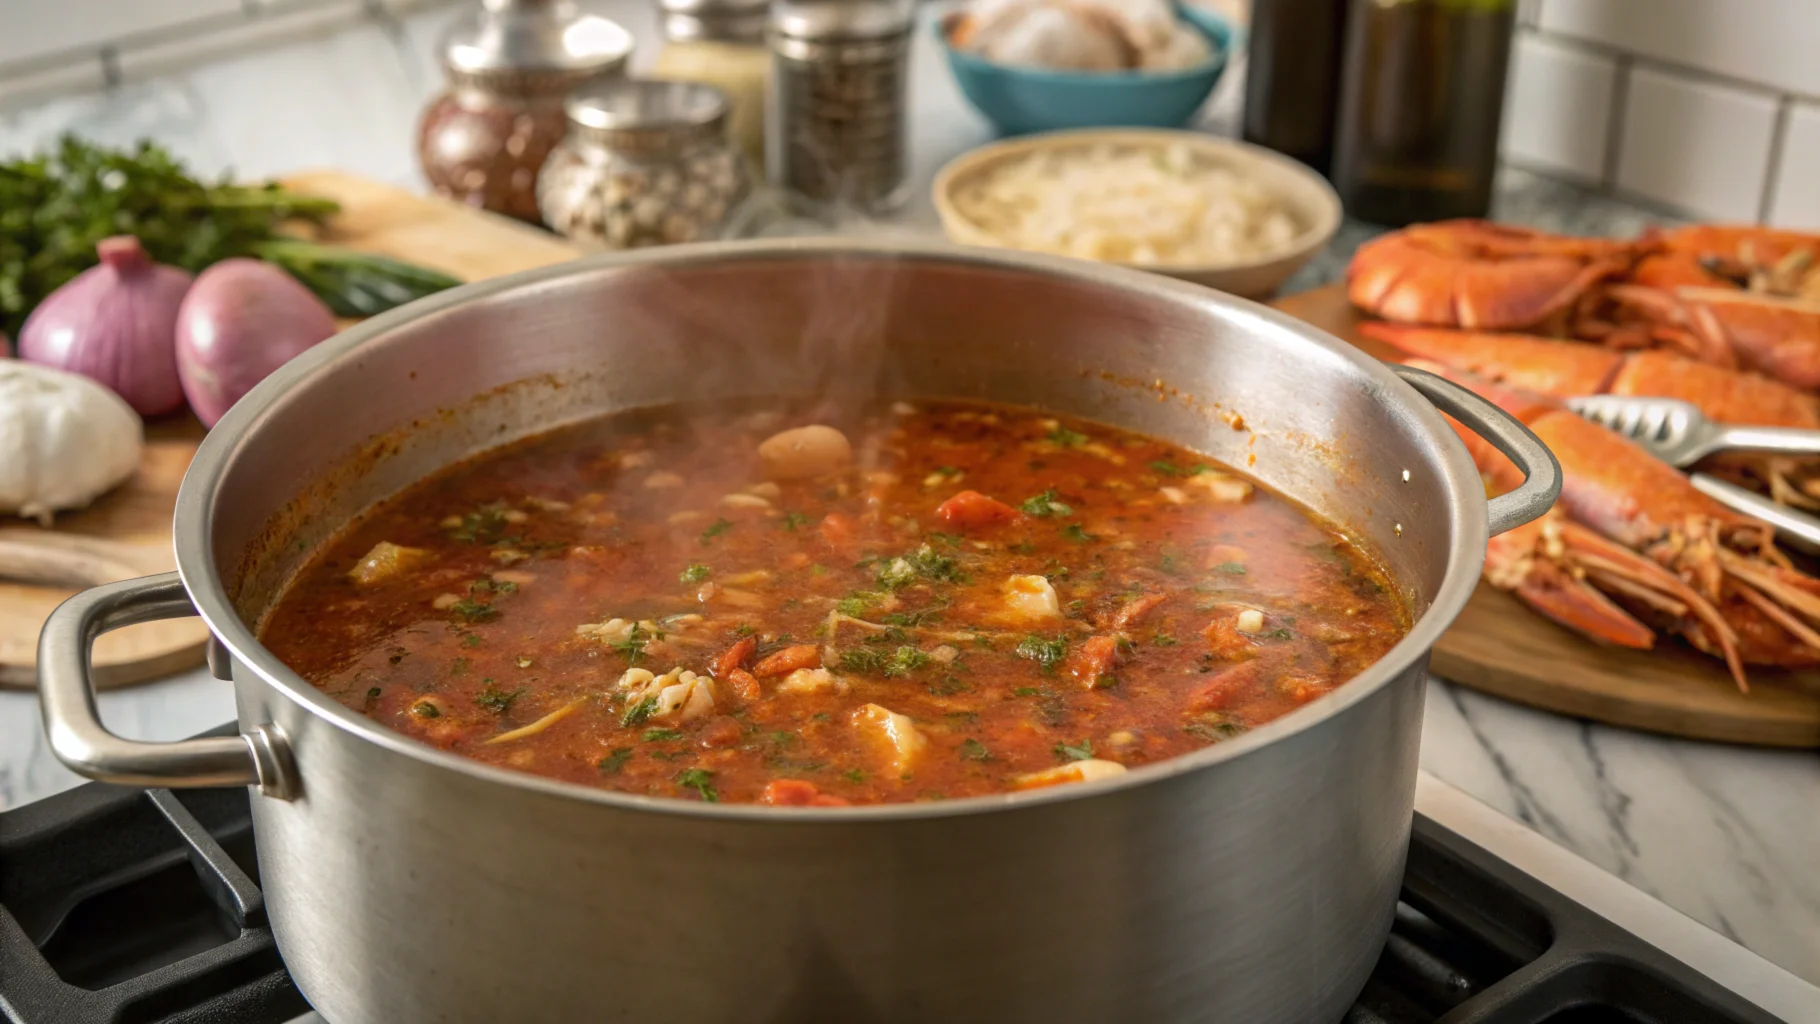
[0,754,1784,1023]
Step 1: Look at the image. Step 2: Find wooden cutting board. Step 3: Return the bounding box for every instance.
[1271,284,1820,748]
[0,172,586,690]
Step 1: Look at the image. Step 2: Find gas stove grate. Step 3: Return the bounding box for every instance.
[0,767,1784,1023]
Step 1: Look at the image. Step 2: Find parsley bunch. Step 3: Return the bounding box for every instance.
[0,135,460,337]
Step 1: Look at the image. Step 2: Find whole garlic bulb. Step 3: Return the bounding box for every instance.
[0,361,144,525]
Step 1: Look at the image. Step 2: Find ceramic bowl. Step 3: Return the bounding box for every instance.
[933,128,1342,298]
[938,4,1239,136]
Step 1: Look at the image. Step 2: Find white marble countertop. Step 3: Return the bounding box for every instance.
[1,0,1815,990]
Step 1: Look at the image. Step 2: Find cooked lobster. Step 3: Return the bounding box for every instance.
[1351,221,1820,392]
[1364,323,1820,509]
[1347,220,1636,331]
[1412,359,1820,689]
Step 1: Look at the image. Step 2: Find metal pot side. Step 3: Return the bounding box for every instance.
[42,241,1557,1024]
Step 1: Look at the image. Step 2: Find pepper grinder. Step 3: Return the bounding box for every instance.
[417,0,635,224]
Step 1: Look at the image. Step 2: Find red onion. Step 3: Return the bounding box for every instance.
[18,236,192,415]
[175,259,336,427]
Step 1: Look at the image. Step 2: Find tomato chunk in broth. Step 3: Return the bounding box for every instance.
[262,400,1409,806]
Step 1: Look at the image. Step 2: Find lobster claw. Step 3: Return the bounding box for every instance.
[1487,517,1657,650]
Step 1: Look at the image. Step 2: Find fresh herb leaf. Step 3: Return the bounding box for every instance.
[699,518,734,544]
[1185,717,1245,742]
[1151,633,1179,647]
[450,657,470,676]
[643,727,684,742]
[365,686,382,700]
[410,699,440,718]
[461,633,482,648]
[1015,634,1069,672]
[676,767,719,802]
[1009,540,1036,555]
[620,696,658,726]
[1019,490,1073,518]
[840,648,888,673]
[449,503,509,543]
[607,623,659,664]
[1013,686,1042,697]
[475,685,523,713]
[874,557,916,590]
[780,512,811,532]
[810,564,828,576]
[880,599,948,628]
[1062,523,1093,543]
[1264,627,1295,641]
[885,646,930,677]
[1046,426,1088,447]
[1214,561,1248,575]
[1157,552,1186,577]
[1054,739,1094,762]
[958,738,993,762]
[597,748,634,774]
[842,768,866,783]
[837,591,878,617]
[680,563,712,584]
[448,598,498,623]
[875,544,965,590]
[925,531,962,548]
[1150,460,1210,478]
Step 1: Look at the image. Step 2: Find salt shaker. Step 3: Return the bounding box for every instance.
[417,0,634,224]
[537,80,751,249]
[766,0,916,214]
[652,0,771,170]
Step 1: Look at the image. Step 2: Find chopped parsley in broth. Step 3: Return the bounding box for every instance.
[260,400,1409,806]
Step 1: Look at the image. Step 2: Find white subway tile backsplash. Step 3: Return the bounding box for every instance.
[1767,102,1820,230]
[0,0,244,67]
[1500,34,1615,184]
[1615,66,1777,221]
[1539,0,1820,99]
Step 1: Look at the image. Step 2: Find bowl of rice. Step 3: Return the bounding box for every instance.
[932,129,1341,298]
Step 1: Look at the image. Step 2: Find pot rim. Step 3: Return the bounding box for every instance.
[174,237,1486,822]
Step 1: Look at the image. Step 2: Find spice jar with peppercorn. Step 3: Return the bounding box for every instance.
[417,0,634,225]
[537,79,752,250]
[651,0,770,170]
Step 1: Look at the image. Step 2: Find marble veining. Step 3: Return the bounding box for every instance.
[0,0,1815,992]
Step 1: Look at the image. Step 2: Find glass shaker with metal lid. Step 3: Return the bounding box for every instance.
[767,0,916,215]
[652,0,770,170]
[417,0,634,224]
[537,79,752,250]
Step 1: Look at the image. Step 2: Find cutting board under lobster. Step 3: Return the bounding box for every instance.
[1275,284,1820,748]
[0,172,586,691]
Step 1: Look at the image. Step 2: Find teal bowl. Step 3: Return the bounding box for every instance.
[938,4,1240,136]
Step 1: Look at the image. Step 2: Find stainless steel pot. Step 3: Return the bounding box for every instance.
[40,241,1556,1024]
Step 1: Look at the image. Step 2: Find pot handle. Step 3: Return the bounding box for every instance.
[1394,365,1561,537]
[39,572,294,798]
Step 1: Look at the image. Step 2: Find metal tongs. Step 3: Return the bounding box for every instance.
[1568,395,1820,552]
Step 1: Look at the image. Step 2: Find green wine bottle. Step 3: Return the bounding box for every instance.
[1331,0,1517,226]
[1242,0,1351,178]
